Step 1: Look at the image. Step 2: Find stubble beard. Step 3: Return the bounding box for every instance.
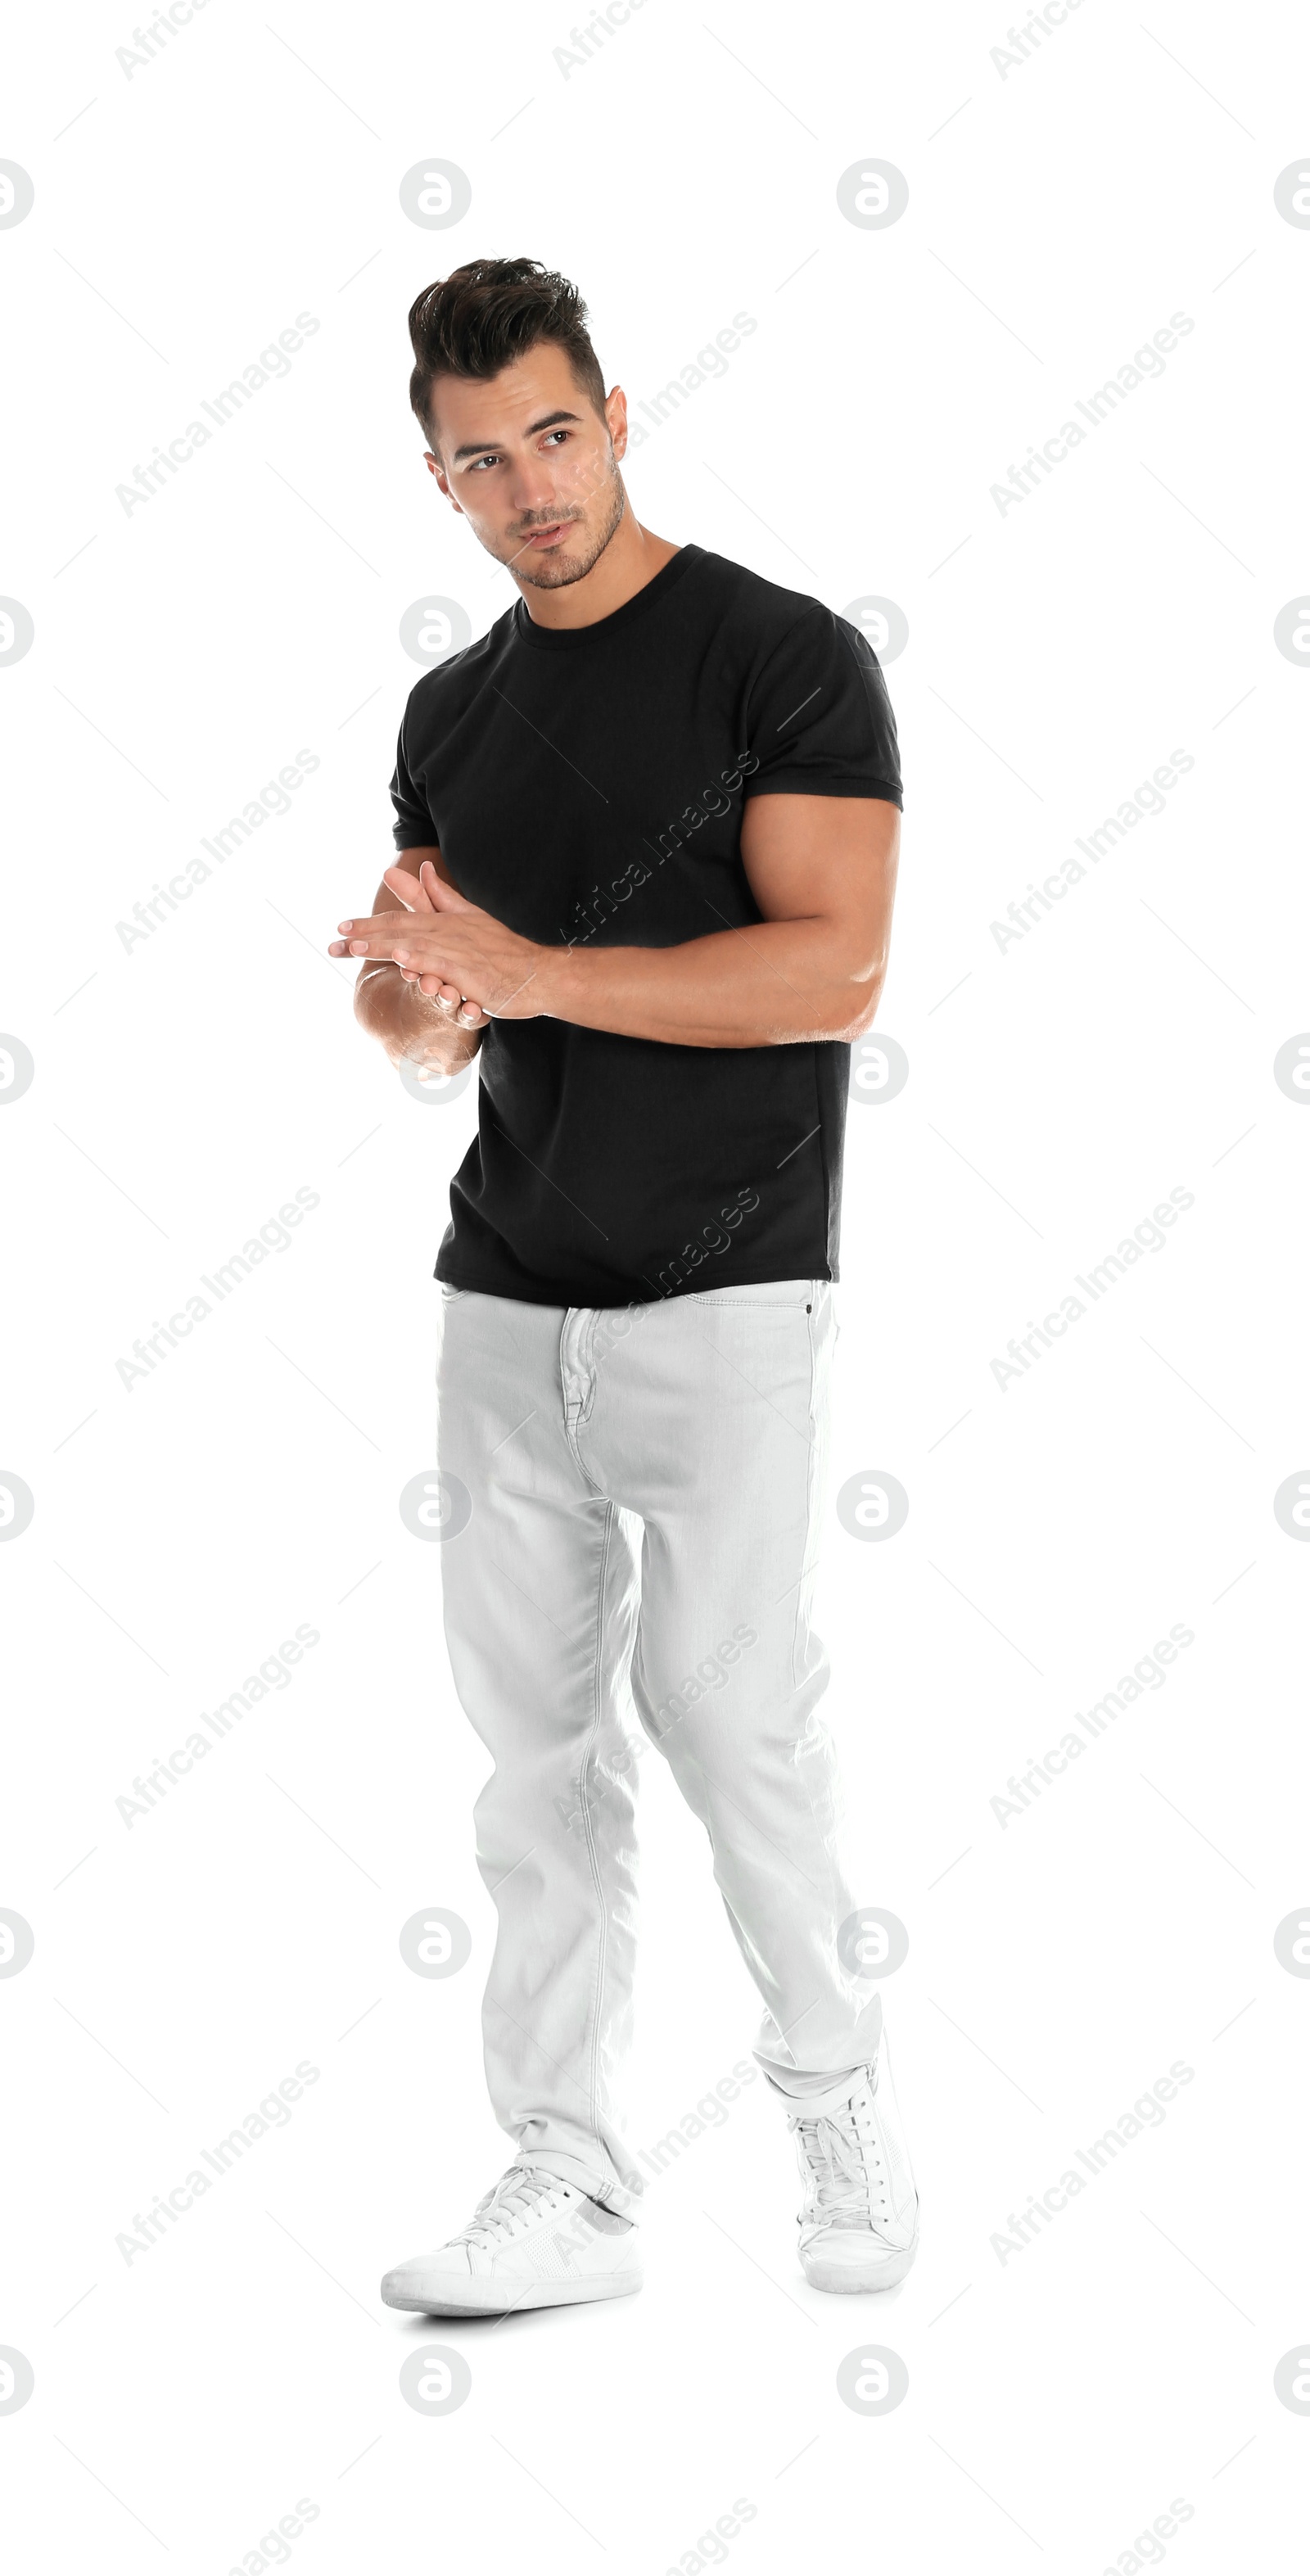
[506,469,627,592]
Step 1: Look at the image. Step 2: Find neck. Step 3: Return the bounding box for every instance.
[515,497,680,632]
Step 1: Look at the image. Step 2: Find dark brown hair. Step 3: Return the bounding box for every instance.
[407,258,608,450]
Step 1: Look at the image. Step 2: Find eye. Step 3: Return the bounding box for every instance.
[542,430,570,448]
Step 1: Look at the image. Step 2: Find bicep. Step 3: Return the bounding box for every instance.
[739,793,900,976]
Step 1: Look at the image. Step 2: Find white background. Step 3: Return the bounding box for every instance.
[2,0,1309,2567]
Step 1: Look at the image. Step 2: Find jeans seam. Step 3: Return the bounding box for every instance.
[578,1500,618,2185]
[687,1296,813,1309]
[687,1278,826,1310]
[793,1299,820,1689]
[558,1313,605,1491]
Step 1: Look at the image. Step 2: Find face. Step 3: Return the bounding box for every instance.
[425,342,629,590]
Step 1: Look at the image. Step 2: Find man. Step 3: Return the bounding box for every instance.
[330,257,918,2315]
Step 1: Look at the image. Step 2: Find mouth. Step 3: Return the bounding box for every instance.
[521,521,571,549]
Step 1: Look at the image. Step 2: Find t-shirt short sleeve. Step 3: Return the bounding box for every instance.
[743,605,903,807]
[390,713,436,849]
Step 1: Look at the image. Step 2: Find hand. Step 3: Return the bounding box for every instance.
[330,860,548,1021]
[394,861,493,1027]
[332,865,519,1025]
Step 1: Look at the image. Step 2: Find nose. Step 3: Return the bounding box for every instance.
[508,470,566,522]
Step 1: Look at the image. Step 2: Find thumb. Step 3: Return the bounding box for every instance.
[421,859,477,913]
[382,863,434,913]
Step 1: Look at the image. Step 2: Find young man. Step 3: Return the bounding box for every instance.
[330,258,917,2314]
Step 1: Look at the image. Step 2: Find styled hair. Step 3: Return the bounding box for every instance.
[407,258,608,450]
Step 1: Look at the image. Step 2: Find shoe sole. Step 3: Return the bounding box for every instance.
[800,2233,919,2294]
[381,2272,644,2317]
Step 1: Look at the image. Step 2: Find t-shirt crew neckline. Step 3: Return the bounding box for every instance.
[511,542,701,651]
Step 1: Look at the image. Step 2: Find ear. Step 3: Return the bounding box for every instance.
[605,386,629,463]
[424,452,459,510]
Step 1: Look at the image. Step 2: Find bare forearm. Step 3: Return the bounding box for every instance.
[332,810,898,1048]
[355,963,484,1073]
[541,919,886,1048]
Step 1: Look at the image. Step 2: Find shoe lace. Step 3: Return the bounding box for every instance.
[452,2165,568,2249]
[793,2094,883,2224]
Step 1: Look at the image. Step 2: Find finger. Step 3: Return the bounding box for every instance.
[389,942,440,968]
[382,864,436,915]
[422,870,478,915]
[341,925,462,978]
[416,977,488,1027]
[336,911,427,941]
[345,929,443,962]
[428,977,488,1024]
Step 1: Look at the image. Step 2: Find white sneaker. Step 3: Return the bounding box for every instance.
[381,2162,643,2317]
[786,2045,920,2293]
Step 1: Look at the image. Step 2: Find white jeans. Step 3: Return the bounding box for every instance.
[435,1276,883,2208]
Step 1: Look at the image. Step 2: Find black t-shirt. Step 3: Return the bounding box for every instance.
[390,542,902,1308]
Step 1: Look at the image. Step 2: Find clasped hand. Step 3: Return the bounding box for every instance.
[328,860,549,1024]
